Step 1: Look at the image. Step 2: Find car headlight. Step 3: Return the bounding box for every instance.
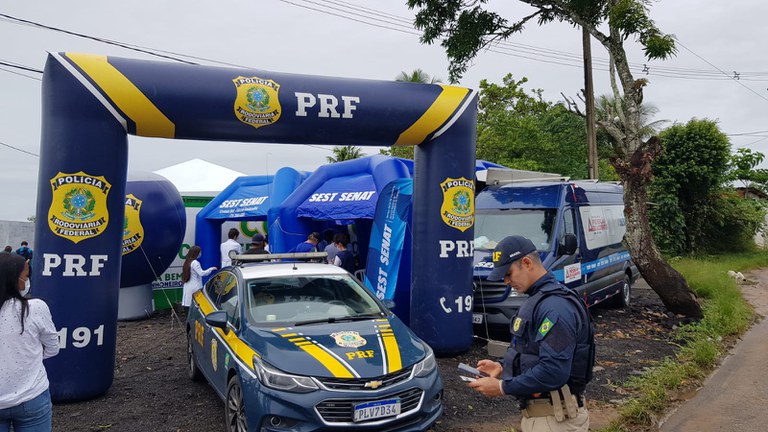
[413,344,437,377]
[253,356,319,393]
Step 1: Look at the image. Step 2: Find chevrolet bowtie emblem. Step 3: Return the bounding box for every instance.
[364,380,383,389]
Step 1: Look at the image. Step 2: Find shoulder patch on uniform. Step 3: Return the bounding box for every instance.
[538,317,554,337]
[513,317,523,332]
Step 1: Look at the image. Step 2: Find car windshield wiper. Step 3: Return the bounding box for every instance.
[293,313,384,327]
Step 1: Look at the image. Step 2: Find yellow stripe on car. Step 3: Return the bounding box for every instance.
[277,332,356,378]
[193,291,258,369]
[376,322,402,373]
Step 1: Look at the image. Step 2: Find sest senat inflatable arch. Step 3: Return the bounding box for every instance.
[33,52,477,401]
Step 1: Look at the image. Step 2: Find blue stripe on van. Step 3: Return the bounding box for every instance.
[552,251,631,282]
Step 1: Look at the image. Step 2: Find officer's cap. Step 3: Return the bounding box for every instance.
[487,235,537,282]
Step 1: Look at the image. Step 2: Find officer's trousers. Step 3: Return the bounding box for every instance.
[520,407,589,432]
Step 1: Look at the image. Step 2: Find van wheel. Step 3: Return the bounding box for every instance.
[613,275,631,308]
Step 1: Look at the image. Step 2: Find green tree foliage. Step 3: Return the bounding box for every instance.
[729,148,768,196]
[650,119,765,254]
[408,0,703,317]
[476,75,593,178]
[327,146,364,163]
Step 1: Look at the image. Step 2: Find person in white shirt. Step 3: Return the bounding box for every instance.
[0,254,60,431]
[181,246,217,309]
[220,228,242,268]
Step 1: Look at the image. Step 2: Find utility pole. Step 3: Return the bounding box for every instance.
[583,26,598,180]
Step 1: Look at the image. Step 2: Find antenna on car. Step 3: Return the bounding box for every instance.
[228,250,328,267]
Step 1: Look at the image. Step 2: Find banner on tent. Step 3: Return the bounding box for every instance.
[296,173,377,220]
[364,178,412,300]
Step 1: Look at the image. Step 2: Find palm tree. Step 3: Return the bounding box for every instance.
[327,145,364,163]
[395,68,442,84]
[594,95,668,155]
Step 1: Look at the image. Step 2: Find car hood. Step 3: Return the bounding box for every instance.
[242,316,427,378]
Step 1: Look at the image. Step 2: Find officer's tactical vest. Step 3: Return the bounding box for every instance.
[503,284,595,395]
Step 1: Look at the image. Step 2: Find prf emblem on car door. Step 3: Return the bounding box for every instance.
[211,339,218,372]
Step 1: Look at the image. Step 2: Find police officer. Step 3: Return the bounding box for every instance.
[468,235,594,432]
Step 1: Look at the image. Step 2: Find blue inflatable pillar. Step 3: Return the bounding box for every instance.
[35,55,129,401]
[411,97,477,356]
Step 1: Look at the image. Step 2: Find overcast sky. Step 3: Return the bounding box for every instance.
[1,0,766,221]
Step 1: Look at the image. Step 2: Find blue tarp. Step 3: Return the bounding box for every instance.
[295,173,378,220]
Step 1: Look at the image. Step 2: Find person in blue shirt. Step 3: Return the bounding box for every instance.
[467,235,594,432]
[291,232,321,253]
[331,232,355,274]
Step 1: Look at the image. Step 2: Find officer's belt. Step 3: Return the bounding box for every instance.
[522,386,584,420]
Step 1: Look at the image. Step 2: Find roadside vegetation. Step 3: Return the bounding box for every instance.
[598,251,768,431]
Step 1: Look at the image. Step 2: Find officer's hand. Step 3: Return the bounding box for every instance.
[476,359,502,379]
[467,377,503,397]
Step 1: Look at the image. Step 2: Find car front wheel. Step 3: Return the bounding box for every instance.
[226,375,248,432]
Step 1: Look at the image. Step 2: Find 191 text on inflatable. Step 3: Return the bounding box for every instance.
[34,53,477,401]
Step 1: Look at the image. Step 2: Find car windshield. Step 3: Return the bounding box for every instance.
[245,274,385,326]
[474,208,558,251]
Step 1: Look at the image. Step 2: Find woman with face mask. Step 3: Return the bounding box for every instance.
[0,254,60,431]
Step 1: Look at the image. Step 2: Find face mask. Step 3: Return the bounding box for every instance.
[20,279,30,297]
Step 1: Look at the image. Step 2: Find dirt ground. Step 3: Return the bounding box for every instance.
[51,284,680,432]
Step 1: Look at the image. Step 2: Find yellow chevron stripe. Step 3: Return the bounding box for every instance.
[394,85,469,146]
[298,344,355,378]
[65,53,175,138]
[377,323,402,373]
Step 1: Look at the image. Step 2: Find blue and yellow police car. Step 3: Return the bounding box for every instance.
[186,252,443,432]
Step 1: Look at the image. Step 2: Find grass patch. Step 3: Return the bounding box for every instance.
[595,252,762,430]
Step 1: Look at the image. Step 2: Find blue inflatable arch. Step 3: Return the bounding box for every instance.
[34,52,477,401]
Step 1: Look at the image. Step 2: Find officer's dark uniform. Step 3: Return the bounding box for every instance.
[501,272,594,428]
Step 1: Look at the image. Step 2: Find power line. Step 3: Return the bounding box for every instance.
[0,13,196,65]
[0,140,39,157]
[280,0,768,82]
[0,65,41,81]
[673,38,768,104]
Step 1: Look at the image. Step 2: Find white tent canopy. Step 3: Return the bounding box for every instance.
[153,158,246,196]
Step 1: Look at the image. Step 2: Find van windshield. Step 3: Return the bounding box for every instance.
[474,208,558,251]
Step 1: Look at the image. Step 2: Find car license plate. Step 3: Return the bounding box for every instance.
[353,398,401,422]
[472,313,483,324]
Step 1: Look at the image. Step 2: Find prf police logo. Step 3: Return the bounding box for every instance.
[122,194,144,255]
[48,171,111,244]
[331,331,367,348]
[233,76,281,129]
[439,177,475,232]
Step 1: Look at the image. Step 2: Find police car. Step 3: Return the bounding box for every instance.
[186,252,443,432]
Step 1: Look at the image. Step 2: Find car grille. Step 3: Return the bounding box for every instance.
[317,366,412,391]
[315,387,423,423]
[473,280,512,303]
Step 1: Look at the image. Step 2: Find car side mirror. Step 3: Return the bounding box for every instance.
[559,233,578,256]
[382,299,396,310]
[205,310,229,334]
